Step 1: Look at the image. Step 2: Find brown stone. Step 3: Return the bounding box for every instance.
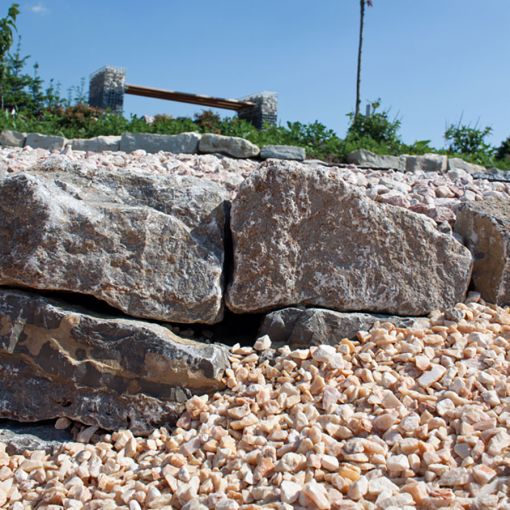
[455,198,510,305]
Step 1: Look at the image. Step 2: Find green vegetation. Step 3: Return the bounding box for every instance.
[0,3,509,169]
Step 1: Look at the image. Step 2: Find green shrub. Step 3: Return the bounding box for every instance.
[444,122,495,166]
[345,100,403,154]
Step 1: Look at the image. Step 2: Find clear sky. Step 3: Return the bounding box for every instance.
[15,0,510,147]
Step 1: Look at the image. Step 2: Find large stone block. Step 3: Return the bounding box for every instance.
[448,157,486,175]
[346,149,405,171]
[71,135,121,152]
[25,133,66,151]
[405,154,448,173]
[260,145,306,161]
[259,307,421,347]
[227,161,472,316]
[0,160,228,324]
[0,289,228,433]
[199,134,260,158]
[0,130,26,147]
[455,198,510,305]
[119,132,201,154]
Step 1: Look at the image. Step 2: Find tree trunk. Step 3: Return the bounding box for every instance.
[355,0,365,118]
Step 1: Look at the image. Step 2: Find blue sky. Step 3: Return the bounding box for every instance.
[15,0,510,147]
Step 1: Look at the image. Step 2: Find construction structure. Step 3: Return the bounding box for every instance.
[88,66,277,129]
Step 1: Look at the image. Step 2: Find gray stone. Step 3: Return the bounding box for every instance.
[455,198,510,305]
[260,145,306,161]
[0,160,228,324]
[448,157,486,175]
[119,132,201,154]
[405,153,448,173]
[346,149,405,170]
[227,161,472,316]
[473,168,510,182]
[0,130,26,147]
[259,307,422,347]
[25,133,66,151]
[199,133,260,158]
[0,420,72,454]
[0,288,229,434]
[71,135,121,152]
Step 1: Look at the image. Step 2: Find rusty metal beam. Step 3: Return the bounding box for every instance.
[124,84,255,111]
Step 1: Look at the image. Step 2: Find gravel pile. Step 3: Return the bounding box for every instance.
[1,146,510,228]
[1,296,509,509]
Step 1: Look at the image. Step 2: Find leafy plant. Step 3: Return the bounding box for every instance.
[444,121,495,165]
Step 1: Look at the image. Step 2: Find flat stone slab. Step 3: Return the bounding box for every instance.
[0,289,229,434]
[0,420,73,454]
[259,307,423,347]
[227,160,473,316]
[455,198,510,305]
[347,149,405,171]
[71,135,121,152]
[119,132,201,154]
[0,130,26,147]
[25,133,66,151]
[260,145,305,161]
[0,157,228,324]
[199,133,260,158]
[448,157,486,175]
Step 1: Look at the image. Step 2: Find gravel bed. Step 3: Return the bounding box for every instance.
[1,296,509,509]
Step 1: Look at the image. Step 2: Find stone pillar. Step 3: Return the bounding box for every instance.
[237,92,278,129]
[89,66,125,114]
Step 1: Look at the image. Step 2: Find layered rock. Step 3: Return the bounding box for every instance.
[0,289,228,433]
[0,160,228,324]
[227,161,473,316]
[455,198,510,305]
[259,307,424,347]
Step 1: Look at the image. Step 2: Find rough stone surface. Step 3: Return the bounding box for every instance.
[70,135,121,152]
[259,307,423,346]
[455,198,510,305]
[227,161,473,316]
[448,157,486,175]
[0,289,228,434]
[25,133,66,151]
[0,421,72,454]
[0,130,26,147]
[199,133,260,158]
[260,145,305,161]
[405,153,448,173]
[347,149,405,171]
[119,132,201,154]
[0,159,228,324]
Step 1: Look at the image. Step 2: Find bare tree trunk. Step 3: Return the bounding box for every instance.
[355,0,365,118]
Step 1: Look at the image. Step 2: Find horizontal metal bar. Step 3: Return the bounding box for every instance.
[125,84,255,111]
